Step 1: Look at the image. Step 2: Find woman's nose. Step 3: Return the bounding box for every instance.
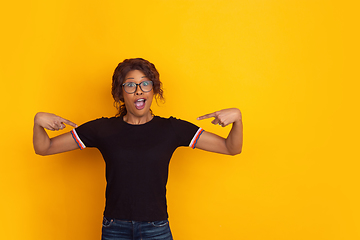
[135,85,143,95]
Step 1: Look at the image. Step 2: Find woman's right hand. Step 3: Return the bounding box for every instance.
[34,112,78,131]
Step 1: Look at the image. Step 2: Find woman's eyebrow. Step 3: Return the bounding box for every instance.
[125,76,147,80]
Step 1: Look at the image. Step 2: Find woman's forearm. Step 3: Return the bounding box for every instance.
[32,112,78,156]
[33,122,51,155]
[225,119,243,155]
[196,108,243,156]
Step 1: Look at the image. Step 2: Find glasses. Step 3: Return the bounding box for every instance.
[122,80,153,94]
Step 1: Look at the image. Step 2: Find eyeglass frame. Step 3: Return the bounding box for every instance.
[122,80,154,94]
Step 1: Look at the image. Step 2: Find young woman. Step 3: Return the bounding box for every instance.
[33,58,243,240]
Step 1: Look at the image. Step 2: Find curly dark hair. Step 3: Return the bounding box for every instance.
[112,58,164,117]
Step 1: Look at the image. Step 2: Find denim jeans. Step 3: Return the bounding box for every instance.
[101,216,173,240]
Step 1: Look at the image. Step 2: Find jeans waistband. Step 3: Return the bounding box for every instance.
[104,216,168,224]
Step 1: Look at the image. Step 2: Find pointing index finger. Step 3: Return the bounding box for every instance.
[61,118,78,128]
[197,112,216,120]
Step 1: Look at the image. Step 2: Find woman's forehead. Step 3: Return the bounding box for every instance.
[124,70,147,80]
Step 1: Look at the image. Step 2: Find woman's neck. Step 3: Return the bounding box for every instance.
[123,112,153,125]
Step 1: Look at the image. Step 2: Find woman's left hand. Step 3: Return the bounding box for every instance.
[197,108,242,127]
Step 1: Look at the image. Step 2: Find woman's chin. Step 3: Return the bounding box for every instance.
[128,108,152,118]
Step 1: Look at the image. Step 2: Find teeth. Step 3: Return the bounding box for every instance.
[136,99,145,102]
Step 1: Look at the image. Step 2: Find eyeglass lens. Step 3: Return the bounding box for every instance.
[123,80,153,94]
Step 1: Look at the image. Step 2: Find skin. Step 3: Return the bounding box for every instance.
[33,112,78,155]
[33,70,243,156]
[122,70,154,125]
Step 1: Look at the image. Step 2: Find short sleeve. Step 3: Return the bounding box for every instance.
[169,117,204,149]
[70,119,102,149]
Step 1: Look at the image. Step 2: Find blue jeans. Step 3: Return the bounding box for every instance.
[101,216,173,240]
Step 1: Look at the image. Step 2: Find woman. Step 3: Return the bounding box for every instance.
[33,58,243,240]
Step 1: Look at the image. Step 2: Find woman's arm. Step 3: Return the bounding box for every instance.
[33,112,79,156]
[195,108,243,155]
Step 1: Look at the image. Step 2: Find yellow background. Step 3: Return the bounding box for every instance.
[1,0,359,239]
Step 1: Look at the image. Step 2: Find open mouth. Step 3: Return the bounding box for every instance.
[135,98,146,110]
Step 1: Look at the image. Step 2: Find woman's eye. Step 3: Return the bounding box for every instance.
[142,81,149,86]
[126,83,136,87]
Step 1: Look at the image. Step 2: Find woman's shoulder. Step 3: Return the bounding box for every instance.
[155,115,182,120]
[79,116,120,126]
[154,115,195,126]
[154,115,182,122]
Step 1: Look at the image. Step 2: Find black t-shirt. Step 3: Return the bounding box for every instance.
[70,116,204,221]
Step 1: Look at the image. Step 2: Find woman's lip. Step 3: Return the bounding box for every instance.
[134,98,146,103]
[134,98,146,110]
